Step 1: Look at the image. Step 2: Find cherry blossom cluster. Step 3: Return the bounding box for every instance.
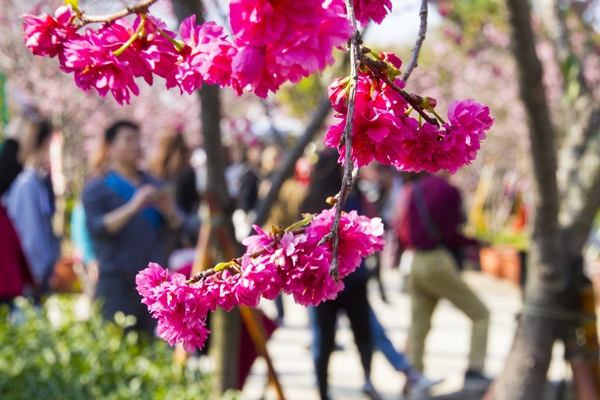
[136,209,385,352]
[325,52,494,173]
[22,0,387,103]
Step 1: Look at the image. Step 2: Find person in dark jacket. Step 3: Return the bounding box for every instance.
[82,120,182,336]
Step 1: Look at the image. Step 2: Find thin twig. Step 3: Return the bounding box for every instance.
[327,1,361,285]
[360,55,439,126]
[402,0,429,83]
[75,0,159,27]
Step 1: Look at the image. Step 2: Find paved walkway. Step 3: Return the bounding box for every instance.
[241,269,569,400]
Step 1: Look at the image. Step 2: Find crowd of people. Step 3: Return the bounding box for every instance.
[0,102,493,399]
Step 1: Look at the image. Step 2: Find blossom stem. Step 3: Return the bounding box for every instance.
[113,20,145,57]
[285,215,313,232]
[360,54,439,127]
[158,28,185,52]
[405,106,414,117]
[75,0,158,28]
[432,109,447,125]
[186,226,309,285]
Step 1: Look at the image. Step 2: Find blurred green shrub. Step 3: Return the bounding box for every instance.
[0,296,238,400]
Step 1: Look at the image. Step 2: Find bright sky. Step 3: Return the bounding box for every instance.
[364,0,443,47]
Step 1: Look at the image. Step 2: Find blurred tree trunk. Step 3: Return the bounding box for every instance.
[170,0,241,396]
[495,0,600,398]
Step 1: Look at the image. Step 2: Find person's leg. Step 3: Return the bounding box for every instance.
[369,304,410,372]
[95,276,130,321]
[343,282,373,380]
[418,249,490,373]
[314,300,338,400]
[343,283,380,399]
[274,293,284,323]
[408,252,439,373]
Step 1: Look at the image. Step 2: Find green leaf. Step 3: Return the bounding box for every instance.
[64,0,79,9]
[214,262,230,272]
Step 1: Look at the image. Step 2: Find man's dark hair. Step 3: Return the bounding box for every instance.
[36,120,53,149]
[104,120,139,144]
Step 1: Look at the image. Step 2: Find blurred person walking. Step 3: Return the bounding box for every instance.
[0,104,42,306]
[82,120,182,337]
[368,305,442,398]
[397,172,491,387]
[4,115,59,297]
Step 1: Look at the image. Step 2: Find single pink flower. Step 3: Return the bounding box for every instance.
[61,29,139,105]
[283,246,344,307]
[136,262,170,305]
[447,99,494,141]
[328,77,350,114]
[234,254,276,307]
[231,44,283,98]
[101,17,178,85]
[229,0,352,98]
[166,16,237,94]
[353,0,393,26]
[22,5,78,62]
[242,225,277,254]
[206,271,239,312]
[307,209,386,278]
[137,269,212,353]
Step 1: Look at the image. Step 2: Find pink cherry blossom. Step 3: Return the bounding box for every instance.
[307,209,385,278]
[447,99,494,141]
[242,225,277,253]
[22,4,78,62]
[287,246,344,307]
[328,76,350,113]
[353,0,393,26]
[136,262,170,305]
[229,0,353,98]
[101,17,178,85]
[325,74,412,168]
[233,254,277,307]
[166,16,237,94]
[61,29,139,105]
[205,271,239,312]
[137,271,212,352]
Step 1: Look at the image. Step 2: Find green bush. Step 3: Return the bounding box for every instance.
[0,296,235,400]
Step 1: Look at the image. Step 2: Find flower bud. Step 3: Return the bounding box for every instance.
[422,96,438,110]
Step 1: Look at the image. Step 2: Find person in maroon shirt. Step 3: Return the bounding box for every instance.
[396,172,491,388]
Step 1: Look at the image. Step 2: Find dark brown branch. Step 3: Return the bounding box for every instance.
[76,0,159,27]
[328,0,360,284]
[253,96,333,227]
[402,0,428,83]
[361,55,439,126]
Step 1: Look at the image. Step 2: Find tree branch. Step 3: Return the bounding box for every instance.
[327,1,360,284]
[558,107,600,254]
[76,0,159,27]
[253,96,333,227]
[186,226,309,284]
[402,0,428,83]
